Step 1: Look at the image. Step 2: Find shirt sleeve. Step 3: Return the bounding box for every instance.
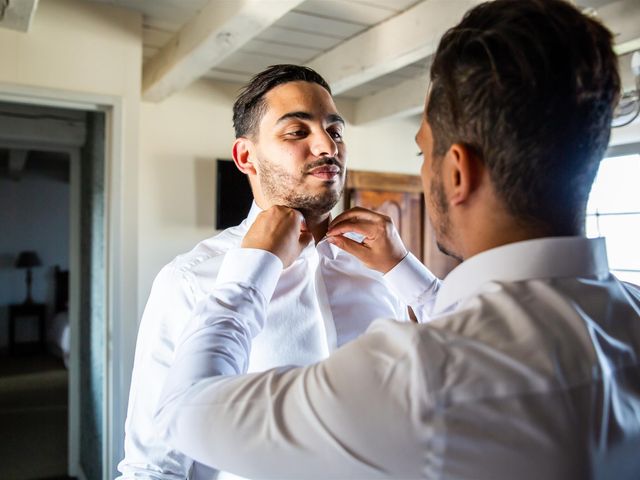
[117,263,200,479]
[156,248,283,412]
[383,252,441,322]
[119,248,282,479]
[155,315,427,479]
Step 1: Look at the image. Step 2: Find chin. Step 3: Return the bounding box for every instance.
[288,190,342,217]
[436,240,462,262]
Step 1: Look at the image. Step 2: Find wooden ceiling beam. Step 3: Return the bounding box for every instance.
[143,0,304,102]
[306,0,482,96]
[0,0,38,32]
[599,0,640,55]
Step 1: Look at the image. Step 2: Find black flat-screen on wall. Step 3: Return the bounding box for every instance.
[216,159,254,230]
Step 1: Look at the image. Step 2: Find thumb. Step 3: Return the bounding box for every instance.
[327,234,370,261]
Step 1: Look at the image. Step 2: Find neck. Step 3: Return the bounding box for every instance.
[459,211,577,260]
[463,227,546,260]
[304,212,331,243]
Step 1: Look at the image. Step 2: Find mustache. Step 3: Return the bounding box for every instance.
[304,157,344,173]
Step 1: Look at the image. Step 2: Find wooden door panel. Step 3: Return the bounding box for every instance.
[351,189,423,258]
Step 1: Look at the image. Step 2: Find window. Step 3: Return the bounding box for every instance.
[586,152,640,285]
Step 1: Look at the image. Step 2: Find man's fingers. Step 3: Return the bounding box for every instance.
[329,207,385,228]
[328,207,393,238]
[326,234,370,258]
[327,218,378,238]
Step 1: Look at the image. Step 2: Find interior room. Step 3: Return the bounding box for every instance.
[0,146,71,479]
[0,0,638,479]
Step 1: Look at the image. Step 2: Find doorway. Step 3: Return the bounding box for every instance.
[0,101,106,480]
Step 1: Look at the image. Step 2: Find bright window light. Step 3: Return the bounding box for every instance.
[586,153,640,285]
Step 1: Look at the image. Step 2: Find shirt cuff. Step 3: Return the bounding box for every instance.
[383,252,438,304]
[217,248,283,303]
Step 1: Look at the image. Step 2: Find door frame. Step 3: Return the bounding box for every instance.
[0,82,133,479]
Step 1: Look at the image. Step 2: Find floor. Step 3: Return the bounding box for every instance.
[0,350,66,376]
[0,350,69,480]
[36,477,76,480]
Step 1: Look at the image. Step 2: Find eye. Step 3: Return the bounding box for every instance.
[285,130,308,138]
[328,128,343,140]
[416,151,424,158]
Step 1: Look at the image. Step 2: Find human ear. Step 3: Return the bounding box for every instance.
[232,138,257,176]
[444,143,481,207]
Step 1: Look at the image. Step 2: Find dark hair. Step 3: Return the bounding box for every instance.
[232,64,332,139]
[427,0,620,234]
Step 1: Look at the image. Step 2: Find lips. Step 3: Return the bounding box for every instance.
[307,165,341,180]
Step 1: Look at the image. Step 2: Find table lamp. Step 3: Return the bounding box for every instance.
[15,250,42,304]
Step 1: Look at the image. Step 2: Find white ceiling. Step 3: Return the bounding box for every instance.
[73,0,640,122]
[89,0,426,99]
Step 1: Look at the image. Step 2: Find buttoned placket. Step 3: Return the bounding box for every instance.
[299,238,338,354]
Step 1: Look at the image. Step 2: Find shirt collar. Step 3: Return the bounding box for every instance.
[244,201,262,229]
[434,236,610,314]
[241,201,339,258]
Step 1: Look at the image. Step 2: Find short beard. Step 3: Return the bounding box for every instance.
[431,175,462,261]
[257,156,344,217]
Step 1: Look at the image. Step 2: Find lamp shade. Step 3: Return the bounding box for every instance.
[15,251,42,269]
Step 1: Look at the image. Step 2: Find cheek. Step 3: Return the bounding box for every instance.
[264,143,302,169]
[338,142,347,159]
[420,161,430,192]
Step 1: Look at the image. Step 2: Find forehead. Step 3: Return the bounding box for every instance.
[261,81,338,121]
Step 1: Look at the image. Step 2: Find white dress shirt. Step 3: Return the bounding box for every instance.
[156,236,640,480]
[117,203,420,480]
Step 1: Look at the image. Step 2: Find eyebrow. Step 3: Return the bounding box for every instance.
[276,111,345,126]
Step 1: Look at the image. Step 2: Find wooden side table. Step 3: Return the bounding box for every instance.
[8,303,46,355]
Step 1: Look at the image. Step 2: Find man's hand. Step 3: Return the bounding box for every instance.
[326,207,408,273]
[242,205,312,268]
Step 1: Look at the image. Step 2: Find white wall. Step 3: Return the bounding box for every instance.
[139,79,238,311]
[347,115,423,175]
[0,174,70,348]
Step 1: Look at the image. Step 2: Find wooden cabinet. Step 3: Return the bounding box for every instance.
[344,170,459,279]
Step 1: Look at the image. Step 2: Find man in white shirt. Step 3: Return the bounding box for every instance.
[117,65,423,479]
[155,0,640,479]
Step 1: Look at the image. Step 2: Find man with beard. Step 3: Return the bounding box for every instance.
[117,65,433,480]
[154,1,640,479]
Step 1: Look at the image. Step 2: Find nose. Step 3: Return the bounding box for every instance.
[310,130,339,158]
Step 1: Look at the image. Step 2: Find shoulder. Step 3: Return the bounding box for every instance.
[146,226,246,302]
[170,226,245,276]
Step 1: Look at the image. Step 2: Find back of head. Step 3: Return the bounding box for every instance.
[428,0,620,235]
[232,64,332,139]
